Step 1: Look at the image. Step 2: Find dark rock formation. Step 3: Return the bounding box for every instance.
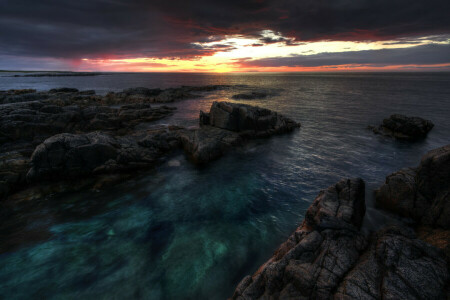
[49,88,79,93]
[27,128,182,181]
[375,144,450,228]
[207,101,299,136]
[375,144,450,263]
[0,101,176,152]
[179,126,242,164]
[1,89,298,201]
[371,114,434,140]
[0,151,29,199]
[105,85,231,104]
[334,225,448,300]
[181,102,300,163]
[231,92,267,100]
[232,178,449,299]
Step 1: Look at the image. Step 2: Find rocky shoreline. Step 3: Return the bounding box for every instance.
[0,87,299,204]
[1,86,448,299]
[232,145,450,299]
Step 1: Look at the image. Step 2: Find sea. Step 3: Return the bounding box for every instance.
[0,72,449,299]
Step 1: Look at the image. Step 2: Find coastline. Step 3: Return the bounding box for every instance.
[0,82,448,299]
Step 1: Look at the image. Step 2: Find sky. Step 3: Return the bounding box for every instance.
[0,0,449,72]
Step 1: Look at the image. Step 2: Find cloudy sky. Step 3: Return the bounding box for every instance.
[1,0,449,72]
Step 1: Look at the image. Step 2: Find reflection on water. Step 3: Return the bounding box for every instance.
[1,73,449,299]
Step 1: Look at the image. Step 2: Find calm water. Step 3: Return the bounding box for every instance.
[1,72,449,299]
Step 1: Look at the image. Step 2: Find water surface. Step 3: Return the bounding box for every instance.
[1,72,449,299]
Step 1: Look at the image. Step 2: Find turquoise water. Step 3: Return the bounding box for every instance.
[1,73,449,299]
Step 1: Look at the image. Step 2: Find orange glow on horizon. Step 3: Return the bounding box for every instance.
[75,33,450,73]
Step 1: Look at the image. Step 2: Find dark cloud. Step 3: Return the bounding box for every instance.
[235,44,450,68]
[0,0,449,61]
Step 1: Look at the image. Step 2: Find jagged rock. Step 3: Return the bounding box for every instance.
[371,114,434,140]
[26,128,182,181]
[181,102,300,163]
[335,226,448,300]
[27,132,121,180]
[232,178,449,300]
[232,178,368,299]
[375,144,450,229]
[0,101,176,150]
[208,101,300,136]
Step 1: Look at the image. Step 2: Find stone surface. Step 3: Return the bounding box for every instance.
[0,151,29,199]
[179,126,242,164]
[371,114,434,140]
[0,100,176,152]
[207,101,300,135]
[182,102,300,163]
[27,128,182,181]
[232,178,449,300]
[375,144,450,229]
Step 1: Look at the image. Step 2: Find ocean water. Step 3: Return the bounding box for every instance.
[0,72,449,299]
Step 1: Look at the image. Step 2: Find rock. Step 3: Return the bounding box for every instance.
[48,88,79,93]
[231,92,267,100]
[181,102,300,163]
[179,126,243,164]
[27,132,121,180]
[371,114,434,140]
[0,100,176,151]
[375,144,450,229]
[208,101,300,136]
[0,151,29,199]
[199,110,210,126]
[122,87,162,96]
[232,178,367,300]
[26,126,183,182]
[335,226,448,300]
[232,178,449,299]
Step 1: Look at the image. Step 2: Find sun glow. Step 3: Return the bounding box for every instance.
[78,31,450,72]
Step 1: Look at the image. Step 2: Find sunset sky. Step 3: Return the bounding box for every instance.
[1,0,449,72]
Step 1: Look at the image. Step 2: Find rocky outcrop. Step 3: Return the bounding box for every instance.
[0,151,29,199]
[232,178,449,299]
[370,114,434,140]
[375,144,450,263]
[183,102,300,163]
[27,128,182,181]
[179,126,242,164]
[0,85,230,106]
[375,144,450,228]
[206,101,299,136]
[104,85,231,104]
[0,101,176,152]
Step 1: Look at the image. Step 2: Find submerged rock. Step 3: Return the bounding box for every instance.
[231,92,267,100]
[370,114,434,140]
[49,87,79,93]
[232,178,449,299]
